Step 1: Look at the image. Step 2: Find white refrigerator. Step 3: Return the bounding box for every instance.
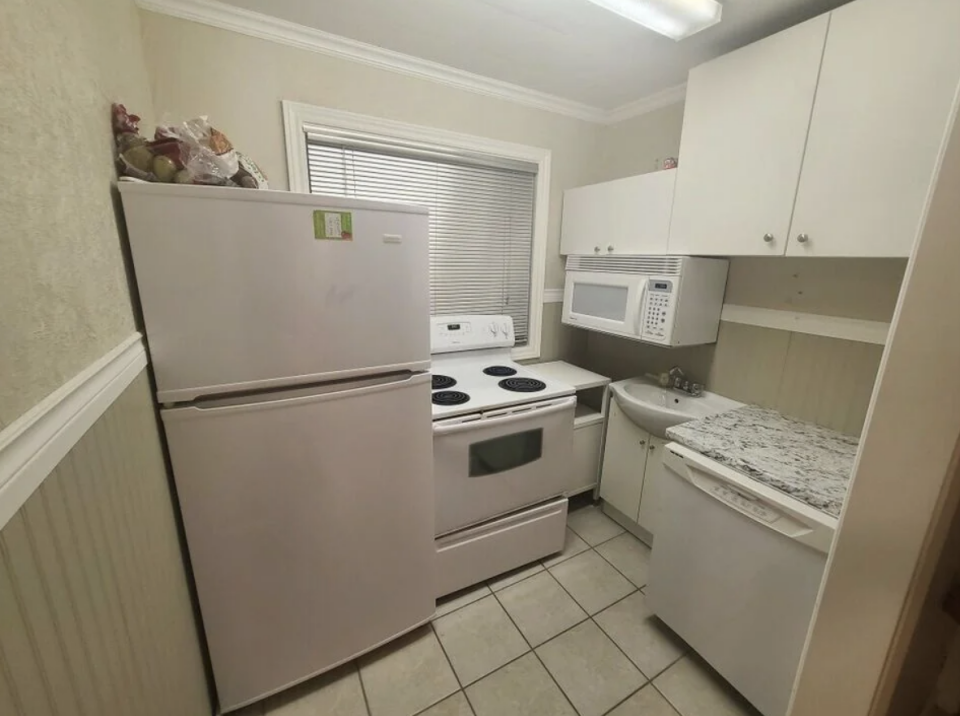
[119,182,436,712]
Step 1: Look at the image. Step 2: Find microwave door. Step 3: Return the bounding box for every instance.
[563,272,638,336]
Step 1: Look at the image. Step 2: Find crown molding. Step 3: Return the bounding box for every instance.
[136,0,686,125]
[136,0,609,123]
[602,83,687,124]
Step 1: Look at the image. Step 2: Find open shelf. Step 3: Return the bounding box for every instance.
[575,403,604,428]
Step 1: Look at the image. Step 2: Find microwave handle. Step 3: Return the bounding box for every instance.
[634,280,649,338]
[433,396,576,436]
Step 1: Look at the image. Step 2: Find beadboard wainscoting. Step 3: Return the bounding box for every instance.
[0,372,210,715]
[707,322,883,437]
[585,322,884,438]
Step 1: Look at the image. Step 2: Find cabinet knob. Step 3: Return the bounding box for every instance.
[639,440,646,446]
[649,444,656,451]
[797,233,810,244]
[607,245,614,252]
[594,246,601,253]
[763,233,775,243]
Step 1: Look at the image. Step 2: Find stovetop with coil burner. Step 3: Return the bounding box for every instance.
[429,315,575,419]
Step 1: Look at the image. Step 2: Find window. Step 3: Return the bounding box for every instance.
[282,102,550,358]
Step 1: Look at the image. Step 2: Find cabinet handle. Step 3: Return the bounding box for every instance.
[594,246,601,253]
[607,245,614,252]
[763,233,774,243]
[797,233,810,244]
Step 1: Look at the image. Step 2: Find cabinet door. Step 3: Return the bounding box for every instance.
[788,0,960,258]
[668,15,829,256]
[599,400,649,518]
[560,171,675,256]
[636,437,670,535]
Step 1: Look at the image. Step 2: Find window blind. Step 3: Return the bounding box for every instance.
[306,136,538,344]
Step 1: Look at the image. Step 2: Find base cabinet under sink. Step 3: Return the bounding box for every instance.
[598,399,668,540]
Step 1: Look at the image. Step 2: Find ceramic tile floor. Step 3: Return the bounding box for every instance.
[237,502,760,716]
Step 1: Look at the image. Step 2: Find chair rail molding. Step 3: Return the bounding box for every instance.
[0,333,147,529]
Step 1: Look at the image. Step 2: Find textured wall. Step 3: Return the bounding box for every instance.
[0,372,210,716]
[0,0,156,427]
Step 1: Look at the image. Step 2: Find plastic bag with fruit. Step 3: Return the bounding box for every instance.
[113,104,267,188]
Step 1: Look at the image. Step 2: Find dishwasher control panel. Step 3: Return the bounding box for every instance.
[708,483,780,523]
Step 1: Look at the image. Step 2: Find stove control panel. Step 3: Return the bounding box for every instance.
[431,315,515,354]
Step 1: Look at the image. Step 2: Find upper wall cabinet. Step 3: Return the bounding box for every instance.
[669,0,960,258]
[788,0,960,257]
[561,169,676,255]
[668,16,829,257]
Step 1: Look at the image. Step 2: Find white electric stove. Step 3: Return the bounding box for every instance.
[430,315,576,597]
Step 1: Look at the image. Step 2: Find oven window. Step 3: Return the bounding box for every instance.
[469,429,543,477]
[571,283,629,321]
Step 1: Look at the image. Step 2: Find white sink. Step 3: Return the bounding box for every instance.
[609,377,742,438]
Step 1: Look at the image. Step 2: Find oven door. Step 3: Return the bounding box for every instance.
[562,271,646,338]
[433,396,576,535]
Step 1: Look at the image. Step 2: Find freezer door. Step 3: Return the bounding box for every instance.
[161,372,435,711]
[120,185,430,402]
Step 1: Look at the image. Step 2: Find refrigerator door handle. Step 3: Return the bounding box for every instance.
[167,372,429,418]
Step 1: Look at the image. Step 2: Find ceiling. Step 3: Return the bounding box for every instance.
[214,0,852,114]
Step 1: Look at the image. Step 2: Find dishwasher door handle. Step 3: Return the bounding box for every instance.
[674,459,834,555]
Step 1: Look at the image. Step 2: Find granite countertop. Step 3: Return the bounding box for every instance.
[665,406,859,517]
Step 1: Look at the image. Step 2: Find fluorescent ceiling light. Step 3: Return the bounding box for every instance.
[586,0,722,40]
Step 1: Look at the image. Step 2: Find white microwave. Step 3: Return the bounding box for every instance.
[561,255,729,346]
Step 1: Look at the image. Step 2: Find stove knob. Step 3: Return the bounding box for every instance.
[501,322,511,336]
[488,322,499,336]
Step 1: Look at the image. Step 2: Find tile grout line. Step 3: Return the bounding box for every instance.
[354,660,373,716]
[525,569,643,714]
[422,511,650,716]
[538,548,659,716]
[490,579,583,716]
[597,682,650,716]
[429,621,466,691]
[651,680,686,716]
[590,540,650,590]
[544,546,640,621]
[409,689,475,716]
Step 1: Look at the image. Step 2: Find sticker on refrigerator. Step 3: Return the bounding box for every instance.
[314,211,353,240]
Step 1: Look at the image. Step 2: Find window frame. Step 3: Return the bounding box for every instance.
[282,100,551,361]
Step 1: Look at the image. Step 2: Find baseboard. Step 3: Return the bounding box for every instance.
[600,501,653,547]
[0,334,147,529]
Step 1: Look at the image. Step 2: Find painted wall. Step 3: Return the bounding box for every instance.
[581,104,907,435]
[0,373,210,716]
[139,10,600,361]
[591,102,685,182]
[0,0,156,427]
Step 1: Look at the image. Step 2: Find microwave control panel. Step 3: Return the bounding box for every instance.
[640,279,675,344]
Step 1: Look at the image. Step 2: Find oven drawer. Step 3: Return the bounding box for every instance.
[433,396,575,535]
[435,498,568,598]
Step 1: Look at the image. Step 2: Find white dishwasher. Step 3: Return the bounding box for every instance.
[648,443,838,716]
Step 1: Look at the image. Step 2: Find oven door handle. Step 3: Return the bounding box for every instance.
[433,396,576,436]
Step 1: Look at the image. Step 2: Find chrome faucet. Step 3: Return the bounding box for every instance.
[663,366,703,397]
